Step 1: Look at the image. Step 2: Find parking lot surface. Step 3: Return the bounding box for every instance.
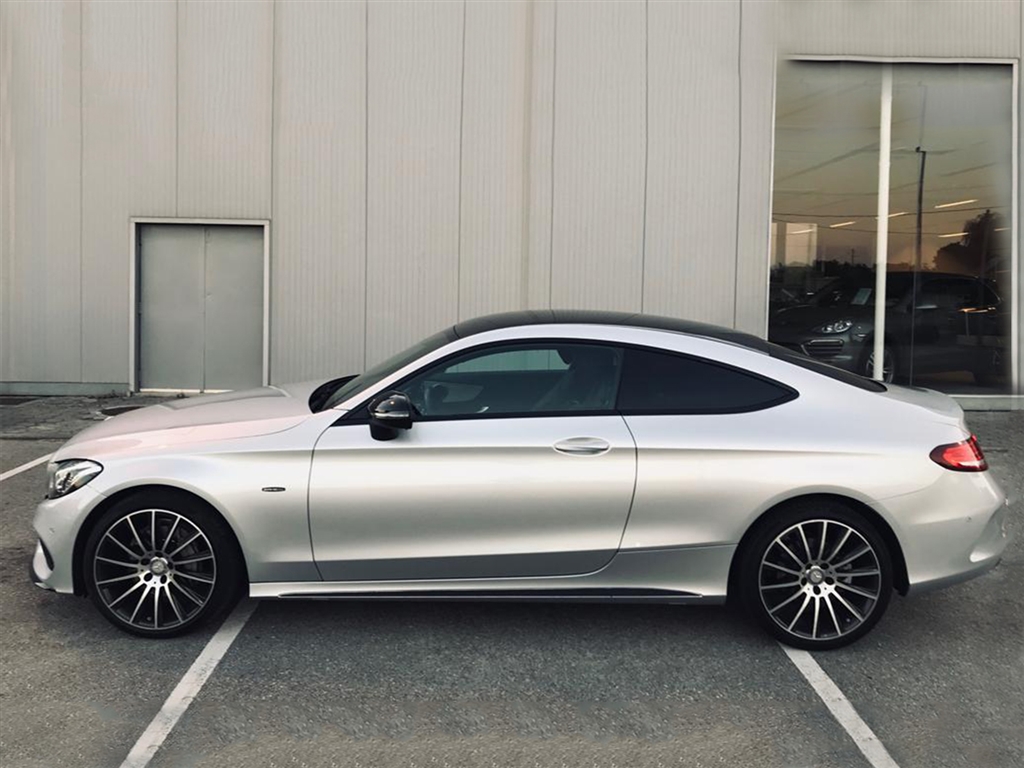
[1,396,1021,768]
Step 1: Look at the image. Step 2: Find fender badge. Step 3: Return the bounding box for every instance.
[261,487,286,493]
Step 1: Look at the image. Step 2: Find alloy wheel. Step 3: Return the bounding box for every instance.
[758,519,882,642]
[863,348,895,383]
[92,509,217,631]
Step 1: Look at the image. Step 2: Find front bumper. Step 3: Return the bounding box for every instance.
[31,485,106,595]
[768,329,865,372]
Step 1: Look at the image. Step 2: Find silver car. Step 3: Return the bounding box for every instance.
[31,311,1010,649]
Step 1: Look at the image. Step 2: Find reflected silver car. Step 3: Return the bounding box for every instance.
[32,311,1010,649]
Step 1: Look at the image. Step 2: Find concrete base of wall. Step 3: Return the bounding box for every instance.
[0,382,131,397]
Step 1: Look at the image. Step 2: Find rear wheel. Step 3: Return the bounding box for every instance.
[739,500,893,650]
[83,491,244,638]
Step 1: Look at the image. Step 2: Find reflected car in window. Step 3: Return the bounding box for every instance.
[768,272,1004,384]
[31,311,1009,649]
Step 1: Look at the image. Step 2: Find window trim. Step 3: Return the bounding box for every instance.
[335,338,799,426]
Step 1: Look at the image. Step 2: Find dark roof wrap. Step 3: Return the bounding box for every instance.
[452,310,772,353]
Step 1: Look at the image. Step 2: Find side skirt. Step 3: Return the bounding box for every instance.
[248,544,736,604]
[271,587,702,603]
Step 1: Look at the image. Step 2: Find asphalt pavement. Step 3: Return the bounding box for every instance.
[1,396,1020,768]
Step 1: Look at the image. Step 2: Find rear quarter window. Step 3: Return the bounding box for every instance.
[617,347,797,414]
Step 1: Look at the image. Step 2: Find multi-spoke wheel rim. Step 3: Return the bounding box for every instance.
[864,349,895,383]
[759,519,882,642]
[93,509,216,631]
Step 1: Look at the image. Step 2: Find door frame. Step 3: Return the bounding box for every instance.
[128,217,271,393]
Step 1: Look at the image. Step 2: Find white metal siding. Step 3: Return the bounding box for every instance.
[1,0,82,383]
[176,0,273,219]
[459,0,531,320]
[271,0,367,382]
[779,0,1020,59]
[81,0,177,383]
[550,0,646,312]
[644,0,740,326]
[364,0,464,366]
[1,0,1021,394]
[734,0,779,335]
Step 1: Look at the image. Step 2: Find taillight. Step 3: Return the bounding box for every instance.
[930,435,988,472]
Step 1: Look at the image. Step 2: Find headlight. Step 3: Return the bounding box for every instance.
[814,319,854,334]
[46,459,103,499]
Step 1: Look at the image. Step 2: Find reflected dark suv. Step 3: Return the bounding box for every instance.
[768,272,1004,384]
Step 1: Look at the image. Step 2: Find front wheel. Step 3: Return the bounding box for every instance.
[860,343,897,384]
[739,500,893,650]
[83,491,244,638]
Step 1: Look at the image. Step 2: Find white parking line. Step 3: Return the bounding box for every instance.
[781,645,901,768]
[0,453,53,482]
[119,600,258,768]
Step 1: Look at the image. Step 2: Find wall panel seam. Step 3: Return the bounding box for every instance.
[548,0,558,309]
[175,0,179,216]
[519,0,535,309]
[362,0,369,371]
[732,0,743,329]
[457,0,466,320]
[269,0,276,382]
[639,0,649,313]
[79,0,84,380]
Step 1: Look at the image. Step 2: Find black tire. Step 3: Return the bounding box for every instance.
[858,342,898,384]
[83,490,244,638]
[738,499,893,650]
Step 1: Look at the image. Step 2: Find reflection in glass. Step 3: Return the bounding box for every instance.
[769,61,1013,394]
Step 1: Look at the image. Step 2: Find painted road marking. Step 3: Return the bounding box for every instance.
[119,600,258,768]
[0,453,53,482]
[781,644,900,768]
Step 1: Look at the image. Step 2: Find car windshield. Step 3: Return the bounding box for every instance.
[316,327,458,411]
[810,273,915,309]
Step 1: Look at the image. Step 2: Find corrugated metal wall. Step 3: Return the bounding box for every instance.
[1,0,1021,392]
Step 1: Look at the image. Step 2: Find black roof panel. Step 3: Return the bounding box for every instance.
[452,310,771,353]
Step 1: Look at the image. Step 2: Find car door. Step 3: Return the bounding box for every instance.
[307,342,637,582]
[912,277,977,373]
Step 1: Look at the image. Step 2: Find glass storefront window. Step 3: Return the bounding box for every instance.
[769,61,1014,394]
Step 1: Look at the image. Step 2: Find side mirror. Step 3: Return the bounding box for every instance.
[369,391,413,441]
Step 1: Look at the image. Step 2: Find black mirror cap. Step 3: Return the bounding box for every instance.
[369,391,413,431]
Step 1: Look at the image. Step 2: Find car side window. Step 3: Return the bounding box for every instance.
[617,347,795,414]
[919,278,976,310]
[401,343,624,419]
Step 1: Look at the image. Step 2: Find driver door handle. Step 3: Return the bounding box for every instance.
[553,437,611,456]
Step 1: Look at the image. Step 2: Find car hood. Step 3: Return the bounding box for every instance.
[54,380,328,460]
[770,304,874,330]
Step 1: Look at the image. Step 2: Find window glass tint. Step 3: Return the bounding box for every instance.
[319,328,457,411]
[618,348,794,413]
[403,344,622,418]
[446,349,567,373]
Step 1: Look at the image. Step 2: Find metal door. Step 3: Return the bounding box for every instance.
[138,224,263,391]
[308,416,638,582]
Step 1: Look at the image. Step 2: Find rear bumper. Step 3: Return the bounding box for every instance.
[904,498,1010,594]
[882,470,1011,595]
